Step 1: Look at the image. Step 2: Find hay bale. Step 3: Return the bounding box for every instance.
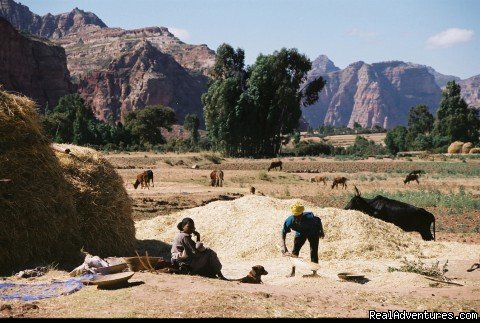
[447,141,464,154]
[469,148,480,154]
[462,142,473,154]
[0,91,81,275]
[53,144,136,258]
[137,195,427,261]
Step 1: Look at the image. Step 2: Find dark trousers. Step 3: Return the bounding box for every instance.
[292,234,320,263]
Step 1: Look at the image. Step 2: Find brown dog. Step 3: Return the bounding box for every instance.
[233,265,268,284]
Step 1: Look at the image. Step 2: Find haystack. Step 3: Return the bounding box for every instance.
[469,148,480,154]
[52,143,136,258]
[447,141,464,154]
[462,142,473,154]
[0,91,80,275]
[136,195,429,262]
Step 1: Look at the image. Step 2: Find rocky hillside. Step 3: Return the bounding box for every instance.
[302,58,441,129]
[78,40,207,123]
[1,0,215,123]
[0,17,72,109]
[0,0,106,39]
[459,75,480,109]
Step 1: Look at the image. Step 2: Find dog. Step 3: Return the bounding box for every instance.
[233,265,268,284]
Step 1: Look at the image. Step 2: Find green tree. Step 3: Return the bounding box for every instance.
[405,105,434,148]
[243,48,324,156]
[292,131,301,144]
[184,113,200,144]
[203,45,324,157]
[124,105,176,145]
[433,81,480,144]
[41,94,94,143]
[385,126,408,155]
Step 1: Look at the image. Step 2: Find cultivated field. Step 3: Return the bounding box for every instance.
[3,152,479,318]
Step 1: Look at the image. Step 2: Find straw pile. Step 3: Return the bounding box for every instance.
[469,148,480,154]
[447,141,464,154]
[0,91,80,274]
[0,90,136,275]
[53,143,136,258]
[462,142,473,154]
[137,195,429,262]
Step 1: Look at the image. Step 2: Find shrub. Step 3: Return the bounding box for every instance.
[295,141,333,156]
[388,258,448,278]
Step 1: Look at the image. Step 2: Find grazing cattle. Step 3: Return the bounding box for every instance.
[210,169,224,187]
[331,177,348,189]
[250,186,256,194]
[310,176,327,185]
[145,170,154,187]
[268,161,283,172]
[404,173,420,185]
[133,171,149,189]
[409,170,425,176]
[344,186,435,241]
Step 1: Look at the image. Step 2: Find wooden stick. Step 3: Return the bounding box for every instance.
[424,276,464,286]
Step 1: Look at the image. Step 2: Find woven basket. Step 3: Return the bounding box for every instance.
[123,256,163,272]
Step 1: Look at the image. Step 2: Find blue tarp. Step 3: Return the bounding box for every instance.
[0,274,95,301]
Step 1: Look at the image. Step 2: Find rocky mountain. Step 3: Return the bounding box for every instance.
[459,75,480,109]
[0,0,106,39]
[1,0,215,123]
[306,55,340,81]
[302,59,441,129]
[78,40,207,124]
[0,17,72,109]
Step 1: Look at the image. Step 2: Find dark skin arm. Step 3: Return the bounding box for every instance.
[280,231,288,254]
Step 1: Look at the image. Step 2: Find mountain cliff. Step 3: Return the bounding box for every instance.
[0,17,72,109]
[302,59,441,129]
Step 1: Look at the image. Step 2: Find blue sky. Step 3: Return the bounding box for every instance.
[20,0,480,79]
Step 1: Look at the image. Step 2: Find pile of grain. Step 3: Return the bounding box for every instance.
[137,195,430,261]
[0,90,135,275]
[0,91,80,274]
[462,142,473,154]
[447,141,464,154]
[53,144,136,258]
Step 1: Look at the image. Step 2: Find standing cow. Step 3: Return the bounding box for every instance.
[331,177,348,189]
[344,186,435,241]
[145,170,154,187]
[310,176,327,185]
[404,173,420,185]
[268,161,283,172]
[210,170,224,187]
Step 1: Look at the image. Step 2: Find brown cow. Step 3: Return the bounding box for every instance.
[331,177,348,189]
[268,161,283,172]
[210,169,224,187]
[404,173,420,185]
[310,176,327,185]
[133,171,149,189]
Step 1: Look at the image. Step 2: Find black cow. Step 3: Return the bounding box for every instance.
[146,170,154,187]
[344,186,435,241]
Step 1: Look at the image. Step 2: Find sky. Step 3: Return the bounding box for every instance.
[20,0,480,79]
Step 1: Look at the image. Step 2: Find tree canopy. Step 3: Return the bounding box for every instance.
[202,43,325,157]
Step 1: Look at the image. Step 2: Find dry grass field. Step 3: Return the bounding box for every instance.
[2,152,479,318]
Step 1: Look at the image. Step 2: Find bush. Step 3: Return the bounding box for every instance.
[295,141,333,156]
[388,258,448,278]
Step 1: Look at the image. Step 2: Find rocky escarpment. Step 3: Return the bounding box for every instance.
[0,17,72,109]
[0,0,106,39]
[78,41,206,124]
[302,59,441,129]
[459,75,480,109]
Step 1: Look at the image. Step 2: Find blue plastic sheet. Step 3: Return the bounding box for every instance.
[0,274,95,301]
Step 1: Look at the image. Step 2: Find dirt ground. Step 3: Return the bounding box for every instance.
[1,153,479,318]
